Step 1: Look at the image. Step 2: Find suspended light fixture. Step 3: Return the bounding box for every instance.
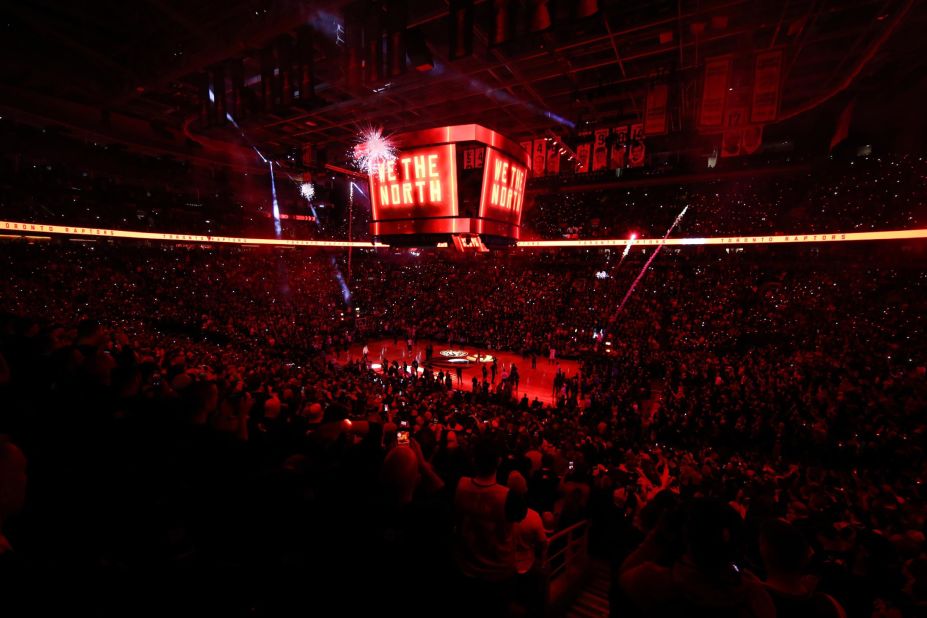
[529,0,551,32]
[577,0,599,18]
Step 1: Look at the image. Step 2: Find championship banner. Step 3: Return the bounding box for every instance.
[610,126,628,169]
[721,107,747,158]
[644,83,668,135]
[627,123,645,168]
[751,50,783,123]
[575,143,591,173]
[532,139,547,176]
[592,128,609,171]
[520,141,533,172]
[545,144,560,175]
[699,57,731,128]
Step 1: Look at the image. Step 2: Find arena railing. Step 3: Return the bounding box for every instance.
[542,519,590,614]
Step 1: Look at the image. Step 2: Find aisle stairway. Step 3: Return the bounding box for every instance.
[564,559,611,618]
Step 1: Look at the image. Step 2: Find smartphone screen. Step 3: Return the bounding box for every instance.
[397,431,410,446]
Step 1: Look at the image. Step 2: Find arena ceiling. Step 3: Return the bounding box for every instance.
[1,0,925,166]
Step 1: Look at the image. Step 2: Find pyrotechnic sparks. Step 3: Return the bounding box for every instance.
[353,126,397,174]
[618,232,637,267]
[614,206,689,316]
[300,182,315,200]
[268,162,282,238]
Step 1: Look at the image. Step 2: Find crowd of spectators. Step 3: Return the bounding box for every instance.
[0,120,336,240]
[1,239,925,617]
[525,154,927,240]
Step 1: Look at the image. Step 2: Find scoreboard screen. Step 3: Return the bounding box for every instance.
[479,147,527,227]
[370,144,458,220]
[367,124,530,246]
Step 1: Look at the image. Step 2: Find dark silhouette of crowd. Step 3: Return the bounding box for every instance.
[0,235,925,617]
[526,154,927,240]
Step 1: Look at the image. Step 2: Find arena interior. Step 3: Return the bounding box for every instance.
[1,1,927,617]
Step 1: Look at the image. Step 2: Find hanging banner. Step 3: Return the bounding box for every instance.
[592,128,610,171]
[610,126,628,169]
[644,83,669,135]
[751,50,783,123]
[545,144,560,175]
[699,57,731,128]
[627,123,645,167]
[520,141,532,174]
[532,139,547,176]
[576,143,592,173]
[742,125,763,154]
[721,107,747,157]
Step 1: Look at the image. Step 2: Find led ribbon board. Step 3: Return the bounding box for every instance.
[515,229,927,247]
[0,221,382,247]
[2,220,925,248]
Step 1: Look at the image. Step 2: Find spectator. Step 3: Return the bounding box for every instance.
[620,499,776,617]
[759,519,846,617]
[454,436,521,617]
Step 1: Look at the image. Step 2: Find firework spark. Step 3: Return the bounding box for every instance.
[615,206,688,316]
[618,232,637,267]
[300,182,315,200]
[353,126,397,174]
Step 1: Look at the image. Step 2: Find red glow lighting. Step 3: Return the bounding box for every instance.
[3,220,926,249]
[369,144,458,221]
[479,148,527,225]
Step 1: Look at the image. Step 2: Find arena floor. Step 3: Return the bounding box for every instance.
[341,337,580,404]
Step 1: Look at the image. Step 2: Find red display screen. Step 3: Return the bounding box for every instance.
[369,144,458,221]
[478,147,527,226]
